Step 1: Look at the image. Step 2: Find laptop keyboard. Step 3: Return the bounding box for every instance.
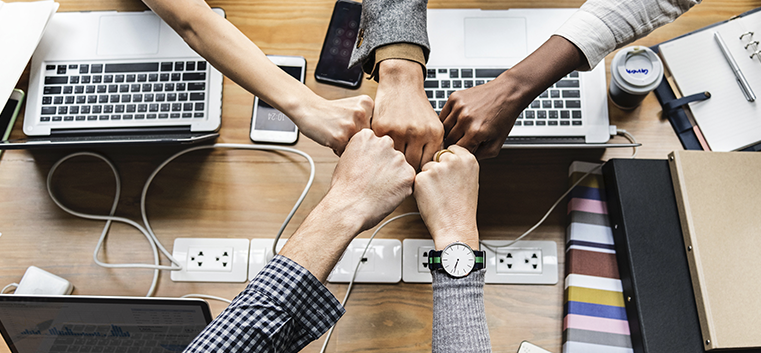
[47,323,206,353]
[425,68,583,127]
[39,60,210,124]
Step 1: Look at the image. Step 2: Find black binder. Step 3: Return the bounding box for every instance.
[602,159,704,353]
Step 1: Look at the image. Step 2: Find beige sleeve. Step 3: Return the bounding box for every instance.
[367,43,426,81]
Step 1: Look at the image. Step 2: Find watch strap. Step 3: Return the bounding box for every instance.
[427,249,486,272]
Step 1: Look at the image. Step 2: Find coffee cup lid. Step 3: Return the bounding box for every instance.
[611,46,663,93]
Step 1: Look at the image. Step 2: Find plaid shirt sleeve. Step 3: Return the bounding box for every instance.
[184,255,345,353]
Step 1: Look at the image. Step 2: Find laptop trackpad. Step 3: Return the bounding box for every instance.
[464,17,527,58]
[97,14,160,56]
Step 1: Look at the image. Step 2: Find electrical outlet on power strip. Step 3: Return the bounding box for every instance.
[171,238,249,282]
[327,239,402,283]
[187,247,233,272]
[496,248,542,273]
[482,240,558,284]
[402,239,435,283]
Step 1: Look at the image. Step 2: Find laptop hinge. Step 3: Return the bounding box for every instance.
[50,126,193,136]
[504,136,586,144]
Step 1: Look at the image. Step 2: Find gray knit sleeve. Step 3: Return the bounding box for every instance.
[431,269,491,352]
[348,0,430,74]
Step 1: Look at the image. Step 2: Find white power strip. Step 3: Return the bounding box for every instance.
[327,239,402,283]
[248,238,286,281]
[175,237,557,284]
[248,238,402,284]
[402,239,558,284]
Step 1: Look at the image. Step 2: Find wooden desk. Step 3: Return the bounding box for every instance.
[1,0,757,351]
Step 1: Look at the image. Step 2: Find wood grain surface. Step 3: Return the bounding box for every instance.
[1,0,758,352]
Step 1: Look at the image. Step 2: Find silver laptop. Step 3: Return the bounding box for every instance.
[17,9,224,147]
[0,295,212,353]
[426,8,611,146]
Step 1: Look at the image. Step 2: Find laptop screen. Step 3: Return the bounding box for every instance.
[0,295,211,353]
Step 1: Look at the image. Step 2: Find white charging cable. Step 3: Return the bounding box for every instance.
[319,212,421,353]
[1,283,18,294]
[47,143,315,297]
[180,293,233,304]
[481,128,638,252]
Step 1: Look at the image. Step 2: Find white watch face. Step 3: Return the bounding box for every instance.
[441,243,476,277]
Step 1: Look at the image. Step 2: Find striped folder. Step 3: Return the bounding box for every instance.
[563,162,633,353]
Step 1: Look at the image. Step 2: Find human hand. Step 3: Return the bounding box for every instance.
[414,145,480,250]
[438,76,523,160]
[440,36,587,159]
[295,95,374,155]
[373,59,444,170]
[325,129,416,232]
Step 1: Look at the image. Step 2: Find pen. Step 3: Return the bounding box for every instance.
[714,32,756,102]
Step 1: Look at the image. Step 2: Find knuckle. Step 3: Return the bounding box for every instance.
[379,134,394,146]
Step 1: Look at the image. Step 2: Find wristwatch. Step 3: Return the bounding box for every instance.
[428,242,485,277]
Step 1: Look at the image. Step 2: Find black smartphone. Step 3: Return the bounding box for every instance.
[314,0,363,89]
[1,89,24,141]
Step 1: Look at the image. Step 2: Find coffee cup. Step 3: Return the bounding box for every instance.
[609,46,663,110]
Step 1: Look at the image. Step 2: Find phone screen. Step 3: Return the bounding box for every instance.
[315,1,363,87]
[1,98,19,140]
[254,66,301,132]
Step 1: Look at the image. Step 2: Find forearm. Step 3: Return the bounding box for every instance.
[279,192,363,283]
[142,0,319,123]
[491,35,585,120]
[185,256,344,353]
[555,0,700,69]
[431,270,490,352]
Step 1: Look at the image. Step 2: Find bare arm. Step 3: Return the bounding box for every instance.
[142,0,373,154]
[373,59,443,171]
[440,35,584,159]
[280,129,415,282]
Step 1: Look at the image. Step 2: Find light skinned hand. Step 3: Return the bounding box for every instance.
[280,128,415,282]
[372,59,444,170]
[325,129,416,232]
[294,95,374,155]
[414,145,480,250]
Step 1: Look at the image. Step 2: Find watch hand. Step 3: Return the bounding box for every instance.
[454,259,459,270]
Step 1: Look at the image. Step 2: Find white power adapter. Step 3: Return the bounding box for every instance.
[14,266,73,295]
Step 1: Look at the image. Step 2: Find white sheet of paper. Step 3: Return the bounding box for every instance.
[659,12,761,151]
[0,0,58,108]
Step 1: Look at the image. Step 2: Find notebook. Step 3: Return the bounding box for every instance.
[658,9,761,152]
[11,9,225,149]
[668,151,761,351]
[426,9,612,147]
[0,295,212,353]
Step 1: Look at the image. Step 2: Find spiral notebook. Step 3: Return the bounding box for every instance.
[658,8,761,152]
